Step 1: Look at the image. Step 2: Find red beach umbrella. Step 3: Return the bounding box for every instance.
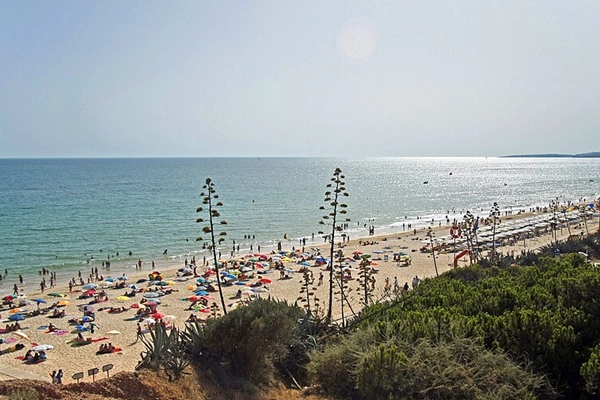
[259,278,272,284]
[151,312,165,320]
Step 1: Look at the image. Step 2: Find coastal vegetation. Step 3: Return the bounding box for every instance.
[318,167,350,323]
[196,178,229,315]
[132,232,600,399]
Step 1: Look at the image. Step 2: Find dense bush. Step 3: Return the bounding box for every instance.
[309,253,600,398]
[199,299,304,383]
[308,327,553,400]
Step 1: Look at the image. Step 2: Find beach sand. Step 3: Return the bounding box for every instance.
[0,210,596,383]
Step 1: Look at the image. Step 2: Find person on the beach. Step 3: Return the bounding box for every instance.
[56,369,63,384]
[136,322,143,342]
[12,284,18,295]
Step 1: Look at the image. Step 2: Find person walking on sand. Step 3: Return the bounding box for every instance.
[56,369,63,384]
[136,322,143,342]
[12,284,18,296]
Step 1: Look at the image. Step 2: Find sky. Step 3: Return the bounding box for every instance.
[1,1,599,158]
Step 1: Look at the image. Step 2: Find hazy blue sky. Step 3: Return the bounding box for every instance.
[1,1,599,157]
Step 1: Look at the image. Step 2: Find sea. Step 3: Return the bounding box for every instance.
[1,157,599,296]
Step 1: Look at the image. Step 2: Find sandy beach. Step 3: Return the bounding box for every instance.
[0,209,596,384]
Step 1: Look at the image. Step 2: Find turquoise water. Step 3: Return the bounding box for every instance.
[1,157,599,294]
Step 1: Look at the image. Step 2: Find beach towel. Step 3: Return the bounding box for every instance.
[91,337,109,343]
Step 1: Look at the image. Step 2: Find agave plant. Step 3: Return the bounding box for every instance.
[136,324,190,380]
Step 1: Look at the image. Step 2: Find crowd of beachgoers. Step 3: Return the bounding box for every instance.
[0,204,597,383]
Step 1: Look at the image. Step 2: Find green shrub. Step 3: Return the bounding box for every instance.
[581,344,600,395]
[307,329,374,398]
[309,331,554,400]
[201,299,303,383]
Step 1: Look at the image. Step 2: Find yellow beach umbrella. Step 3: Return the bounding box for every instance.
[56,300,69,307]
[8,308,22,315]
[116,296,131,302]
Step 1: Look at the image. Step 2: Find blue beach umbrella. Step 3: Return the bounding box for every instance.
[81,316,94,323]
[195,291,209,296]
[223,273,237,280]
[8,314,25,321]
[300,261,310,266]
[82,283,97,290]
[32,298,47,304]
[235,281,247,286]
[76,325,88,331]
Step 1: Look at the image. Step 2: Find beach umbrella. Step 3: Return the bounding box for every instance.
[143,292,159,299]
[9,308,23,315]
[127,284,138,290]
[83,290,96,296]
[107,330,121,335]
[117,275,129,281]
[56,300,69,307]
[195,291,209,296]
[300,261,310,266]
[8,314,25,321]
[97,281,113,288]
[151,312,165,319]
[130,303,145,309]
[188,296,201,302]
[259,278,271,284]
[235,281,247,286]
[32,298,47,304]
[116,296,131,302]
[12,331,29,341]
[32,344,54,352]
[3,295,13,301]
[75,325,88,331]
[82,283,97,290]
[81,316,94,323]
